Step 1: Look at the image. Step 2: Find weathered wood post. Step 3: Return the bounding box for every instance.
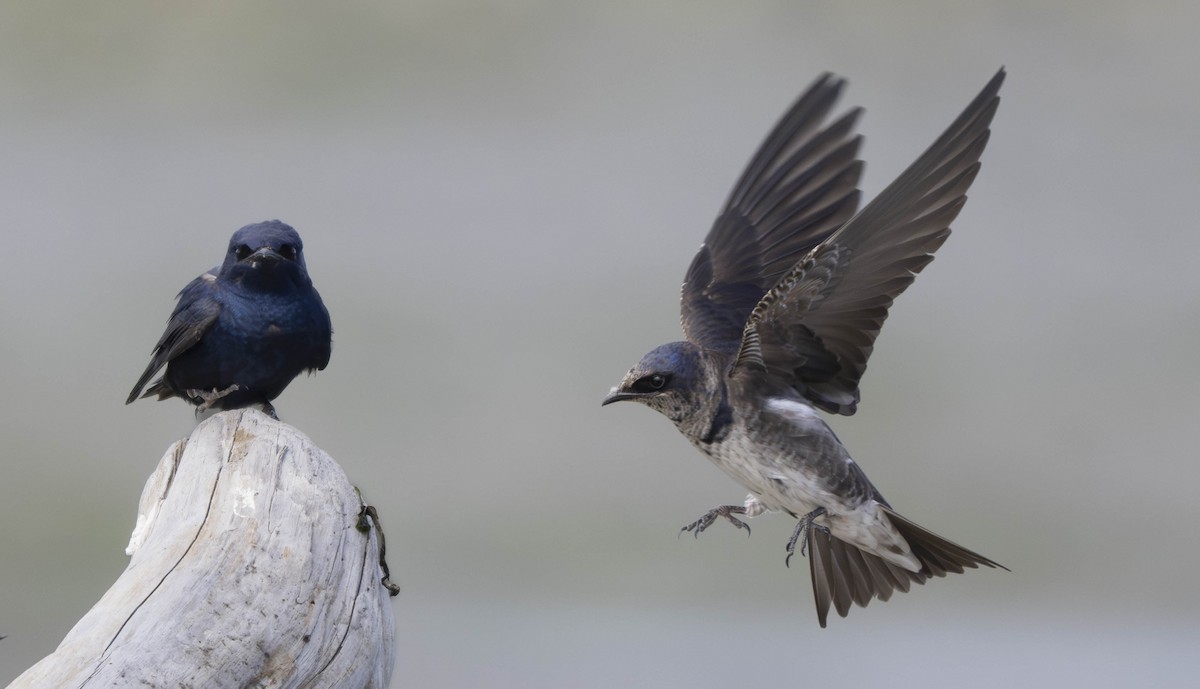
[7,409,396,688]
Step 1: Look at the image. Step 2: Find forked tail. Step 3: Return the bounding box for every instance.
[807,506,1005,627]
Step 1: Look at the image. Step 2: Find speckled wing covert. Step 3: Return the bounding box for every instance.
[733,68,1005,415]
[126,270,222,403]
[680,74,865,353]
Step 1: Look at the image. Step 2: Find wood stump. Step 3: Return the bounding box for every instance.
[7,409,396,688]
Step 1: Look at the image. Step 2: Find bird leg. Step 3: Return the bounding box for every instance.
[785,507,828,567]
[680,505,752,538]
[187,384,240,413]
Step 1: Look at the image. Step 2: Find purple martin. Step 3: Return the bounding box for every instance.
[127,220,332,418]
[604,70,1007,627]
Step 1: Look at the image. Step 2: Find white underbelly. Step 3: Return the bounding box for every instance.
[692,427,919,571]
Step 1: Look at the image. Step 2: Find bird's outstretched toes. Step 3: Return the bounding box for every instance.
[784,507,828,568]
[680,505,752,538]
[187,384,241,413]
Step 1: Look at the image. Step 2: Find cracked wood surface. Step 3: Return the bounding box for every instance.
[8,410,396,688]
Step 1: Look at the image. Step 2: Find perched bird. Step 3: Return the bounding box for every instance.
[603,70,1007,627]
[127,220,332,418]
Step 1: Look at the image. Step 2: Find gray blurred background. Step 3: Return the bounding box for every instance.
[2,1,1196,687]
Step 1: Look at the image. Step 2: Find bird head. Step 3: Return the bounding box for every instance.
[220,220,312,291]
[603,340,716,425]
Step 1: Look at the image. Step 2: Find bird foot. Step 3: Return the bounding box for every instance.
[784,507,828,568]
[187,384,240,413]
[680,505,751,538]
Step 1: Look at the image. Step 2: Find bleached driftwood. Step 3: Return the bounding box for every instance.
[8,409,396,688]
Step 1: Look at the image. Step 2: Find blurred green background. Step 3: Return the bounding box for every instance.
[2,1,1196,687]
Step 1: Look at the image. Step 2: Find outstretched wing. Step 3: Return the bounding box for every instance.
[733,69,1005,414]
[126,271,222,403]
[680,74,865,352]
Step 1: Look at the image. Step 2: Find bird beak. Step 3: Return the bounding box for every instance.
[602,387,635,406]
[248,249,283,262]
[247,247,284,264]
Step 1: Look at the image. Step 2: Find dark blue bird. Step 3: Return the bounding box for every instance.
[127,220,332,418]
[604,70,1007,627]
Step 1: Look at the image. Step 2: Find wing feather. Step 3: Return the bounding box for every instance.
[126,272,222,404]
[734,69,1005,414]
[681,75,865,351]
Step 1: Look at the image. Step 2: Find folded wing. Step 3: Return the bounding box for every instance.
[126,272,222,403]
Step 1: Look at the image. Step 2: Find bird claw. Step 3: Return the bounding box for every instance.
[187,384,241,413]
[784,507,827,568]
[680,505,751,539]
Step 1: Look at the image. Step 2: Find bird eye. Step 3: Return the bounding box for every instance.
[633,373,669,393]
[234,244,252,261]
[279,244,297,261]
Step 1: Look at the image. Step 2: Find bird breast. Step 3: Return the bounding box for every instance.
[690,396,868,518]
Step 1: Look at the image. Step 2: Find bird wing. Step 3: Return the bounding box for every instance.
[126,271,223,404]
[732,69,1005,415]
[310,296,333,372]
[680,74,865,352]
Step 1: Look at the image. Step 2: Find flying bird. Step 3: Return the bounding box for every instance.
[127,220,332,418]
[604,70,1007,626]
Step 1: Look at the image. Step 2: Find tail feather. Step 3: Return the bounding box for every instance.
[827,536,861,614]
[808,527,836,625]
[143,379,178,402]
[807,507,1004,627]
[859,551,898,601]
[884,506,1008,574]
[840,544,875,608]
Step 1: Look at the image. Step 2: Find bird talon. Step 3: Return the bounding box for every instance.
[680,516,708,537]
[680,505,750,539]
[784,507,827,565]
